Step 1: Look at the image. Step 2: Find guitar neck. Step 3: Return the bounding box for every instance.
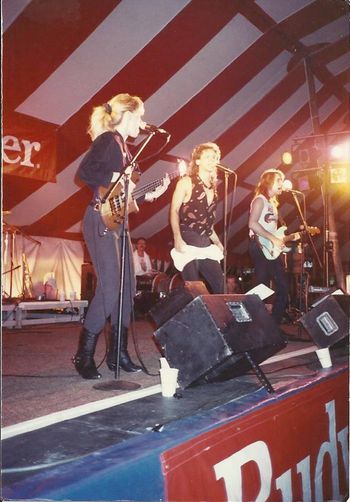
[283,232,298,243]
[131,171,178,201]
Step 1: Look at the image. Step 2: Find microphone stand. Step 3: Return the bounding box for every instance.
[290,192,322,270]
[100,133,157,203]
[94,132,157,392]
[217,164,237,293]
[289,191,322,338]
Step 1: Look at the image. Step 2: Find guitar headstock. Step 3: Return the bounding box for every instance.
[300,225,320,236]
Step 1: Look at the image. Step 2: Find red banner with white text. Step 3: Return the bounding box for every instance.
[162,372,349,502]
[3,113,57,182]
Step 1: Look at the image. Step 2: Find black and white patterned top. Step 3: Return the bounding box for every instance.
[179,175,217,239]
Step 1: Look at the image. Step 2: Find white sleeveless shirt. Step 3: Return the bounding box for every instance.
[249,194,278,237]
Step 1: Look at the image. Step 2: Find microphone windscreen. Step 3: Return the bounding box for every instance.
[282,179,293,191]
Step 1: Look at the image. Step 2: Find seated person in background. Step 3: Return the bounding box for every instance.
[133,238,155,276]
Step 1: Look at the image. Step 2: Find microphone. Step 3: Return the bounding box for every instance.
[282,179,302,194]
[216,163,236,175]
[141,122,168,135]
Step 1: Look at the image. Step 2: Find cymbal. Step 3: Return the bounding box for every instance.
[3,222,19,233]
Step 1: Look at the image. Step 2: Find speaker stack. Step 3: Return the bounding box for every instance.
[299,291,349,348]
[150,280,209,327]
[151,284,286,392]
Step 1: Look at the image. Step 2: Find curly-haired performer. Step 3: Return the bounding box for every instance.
[170,142,224,293]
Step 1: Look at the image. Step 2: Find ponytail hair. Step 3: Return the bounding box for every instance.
[87,93,144,140]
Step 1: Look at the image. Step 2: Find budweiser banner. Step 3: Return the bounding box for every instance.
[162,372,349,501]
[3,114,57,182]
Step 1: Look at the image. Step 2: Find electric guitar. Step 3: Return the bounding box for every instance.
[257,225,320,260]
[171,244,224,272]
[97,169,180,231]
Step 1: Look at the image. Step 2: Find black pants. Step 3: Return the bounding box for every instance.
[249,238,288,324]
[181,229,224,294]
[83,206,136,334]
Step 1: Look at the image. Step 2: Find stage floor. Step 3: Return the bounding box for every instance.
[2,318,349,500]
[2,318,317,428]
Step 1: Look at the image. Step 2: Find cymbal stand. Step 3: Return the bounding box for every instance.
[21,253,34,299]
[2,227,16,300]
[3,221,41,300]
[2,229,9,298]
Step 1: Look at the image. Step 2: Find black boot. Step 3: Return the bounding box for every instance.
[107,326,142,373]
[73,328,101,379]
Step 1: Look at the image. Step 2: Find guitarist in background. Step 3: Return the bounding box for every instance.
[248,169,300,325]
[73,93,169,380]
[170,142,224,293]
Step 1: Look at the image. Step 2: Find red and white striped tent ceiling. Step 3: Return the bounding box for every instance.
[3,0,350,271]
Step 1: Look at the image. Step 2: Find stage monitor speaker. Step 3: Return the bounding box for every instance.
[149,280,209,328]
[154,294,286,389]
[300,294,349,348]
[81,263,97,302]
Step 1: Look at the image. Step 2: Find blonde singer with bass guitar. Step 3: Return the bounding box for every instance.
[170,142,224,294]
[73,93,170,379]
[248,169,301,325]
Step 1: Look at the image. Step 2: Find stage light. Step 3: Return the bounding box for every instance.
[282,151,293,165]
[330,145,343,160]
[329,163,349,184]
[329,140,350,162]
[328,142,350,185]
[291,138,323,168]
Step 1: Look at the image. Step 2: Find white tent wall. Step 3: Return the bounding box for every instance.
[2,235,84,300]
[3,1,349,296]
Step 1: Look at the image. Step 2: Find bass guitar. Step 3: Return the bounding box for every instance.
[257,225,320,260]
[171,244,224,272]
[97,169,180,231]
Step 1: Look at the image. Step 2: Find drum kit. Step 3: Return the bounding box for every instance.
[136,271,183,295]
[134,271,184,318]
[2,211,40,301]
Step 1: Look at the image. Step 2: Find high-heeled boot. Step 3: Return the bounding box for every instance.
[72,328,101,379]
[107,326,142,373]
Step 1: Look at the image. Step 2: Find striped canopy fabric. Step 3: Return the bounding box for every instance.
[3,0,350,272]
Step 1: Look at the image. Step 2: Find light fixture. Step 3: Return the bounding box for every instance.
[281,151,293,165]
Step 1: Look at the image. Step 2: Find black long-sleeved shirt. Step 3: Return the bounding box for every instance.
[77,131,124,189]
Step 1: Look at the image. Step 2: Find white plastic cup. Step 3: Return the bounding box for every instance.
[59,291,65,302]
[69,291,77,301]
[160,368,179,397]
[316,347,332,369]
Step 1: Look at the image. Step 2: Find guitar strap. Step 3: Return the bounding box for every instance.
[278,212,286,228]
[90,134,135,207]
[113,134,141,174]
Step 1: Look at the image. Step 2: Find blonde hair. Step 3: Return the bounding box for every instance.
[88,93,144,140]
[189,142,221,187]
[255,169,284,206]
